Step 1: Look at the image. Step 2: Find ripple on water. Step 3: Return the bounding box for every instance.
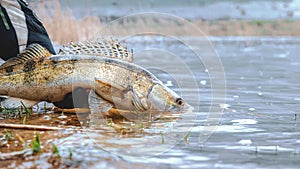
[190,125,263,133]
[231,119,257,125]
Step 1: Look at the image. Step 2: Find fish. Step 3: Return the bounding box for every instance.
[0,39,187,119]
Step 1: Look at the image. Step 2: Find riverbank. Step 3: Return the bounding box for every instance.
[193,19,299,36]
[42,15,300,44]
[33,1,300,44]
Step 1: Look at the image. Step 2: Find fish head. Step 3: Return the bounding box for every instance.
[148,82,186,113]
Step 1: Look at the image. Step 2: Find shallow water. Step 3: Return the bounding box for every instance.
[1,36,300,168]
[124,36,300,168]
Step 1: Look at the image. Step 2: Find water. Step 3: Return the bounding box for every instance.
[3,36,299,168]
[55,0,300,20]
[115,36,300,168]
[2,1,300,168]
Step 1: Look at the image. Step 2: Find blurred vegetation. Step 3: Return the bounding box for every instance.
[29,0,292,7]
[28,0,300,44]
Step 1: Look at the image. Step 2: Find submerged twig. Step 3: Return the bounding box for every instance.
[0,123,62,131]
[53,108,90,114]
[54,107,133,115]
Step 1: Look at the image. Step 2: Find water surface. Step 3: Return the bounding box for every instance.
[1,36,300,169]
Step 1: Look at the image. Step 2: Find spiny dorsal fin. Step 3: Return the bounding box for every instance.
[58,39,134,63]
[0,43,52,69]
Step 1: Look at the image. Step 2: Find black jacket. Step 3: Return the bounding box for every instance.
[0,1,85,109]
[0,0,55,60]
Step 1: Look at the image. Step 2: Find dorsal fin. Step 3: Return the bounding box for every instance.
[58,39,134,63]
[0,43,52,70]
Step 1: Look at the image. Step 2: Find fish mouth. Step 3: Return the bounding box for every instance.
[153,104,193,120]
[168,103,192,113]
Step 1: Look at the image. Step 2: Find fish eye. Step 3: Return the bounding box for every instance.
[175,98,184,106]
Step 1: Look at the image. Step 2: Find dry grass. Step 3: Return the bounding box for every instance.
[32,0,101,44]
[31,0,300,45]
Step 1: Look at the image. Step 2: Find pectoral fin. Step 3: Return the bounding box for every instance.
[88,89,113,114]
[131,86,151,112]
[0,97,38,109]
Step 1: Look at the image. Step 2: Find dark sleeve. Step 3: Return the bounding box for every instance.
[17,0,56,54]
[0,5,19,60]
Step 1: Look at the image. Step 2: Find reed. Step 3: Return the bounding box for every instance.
[32,0,102,44]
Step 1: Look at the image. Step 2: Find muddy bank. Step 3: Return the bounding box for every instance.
[0,109,162,168]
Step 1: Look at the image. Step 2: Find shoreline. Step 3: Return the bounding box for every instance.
[192,19,300,36]
[44,18,300,44]
[33,1,300,44]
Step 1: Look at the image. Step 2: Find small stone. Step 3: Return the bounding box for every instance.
[43,115,51,120]
[58,115,67,119]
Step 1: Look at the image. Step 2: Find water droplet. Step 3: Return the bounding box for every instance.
[200,80,207,85]
[249,108,255,111]
[258,92,263,96]
[231,119,257,125]
[238,139,252,145]
[220,104,230,109]
[165,81,173,87]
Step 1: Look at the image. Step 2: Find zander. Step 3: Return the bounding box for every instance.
[0,40,187,119]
